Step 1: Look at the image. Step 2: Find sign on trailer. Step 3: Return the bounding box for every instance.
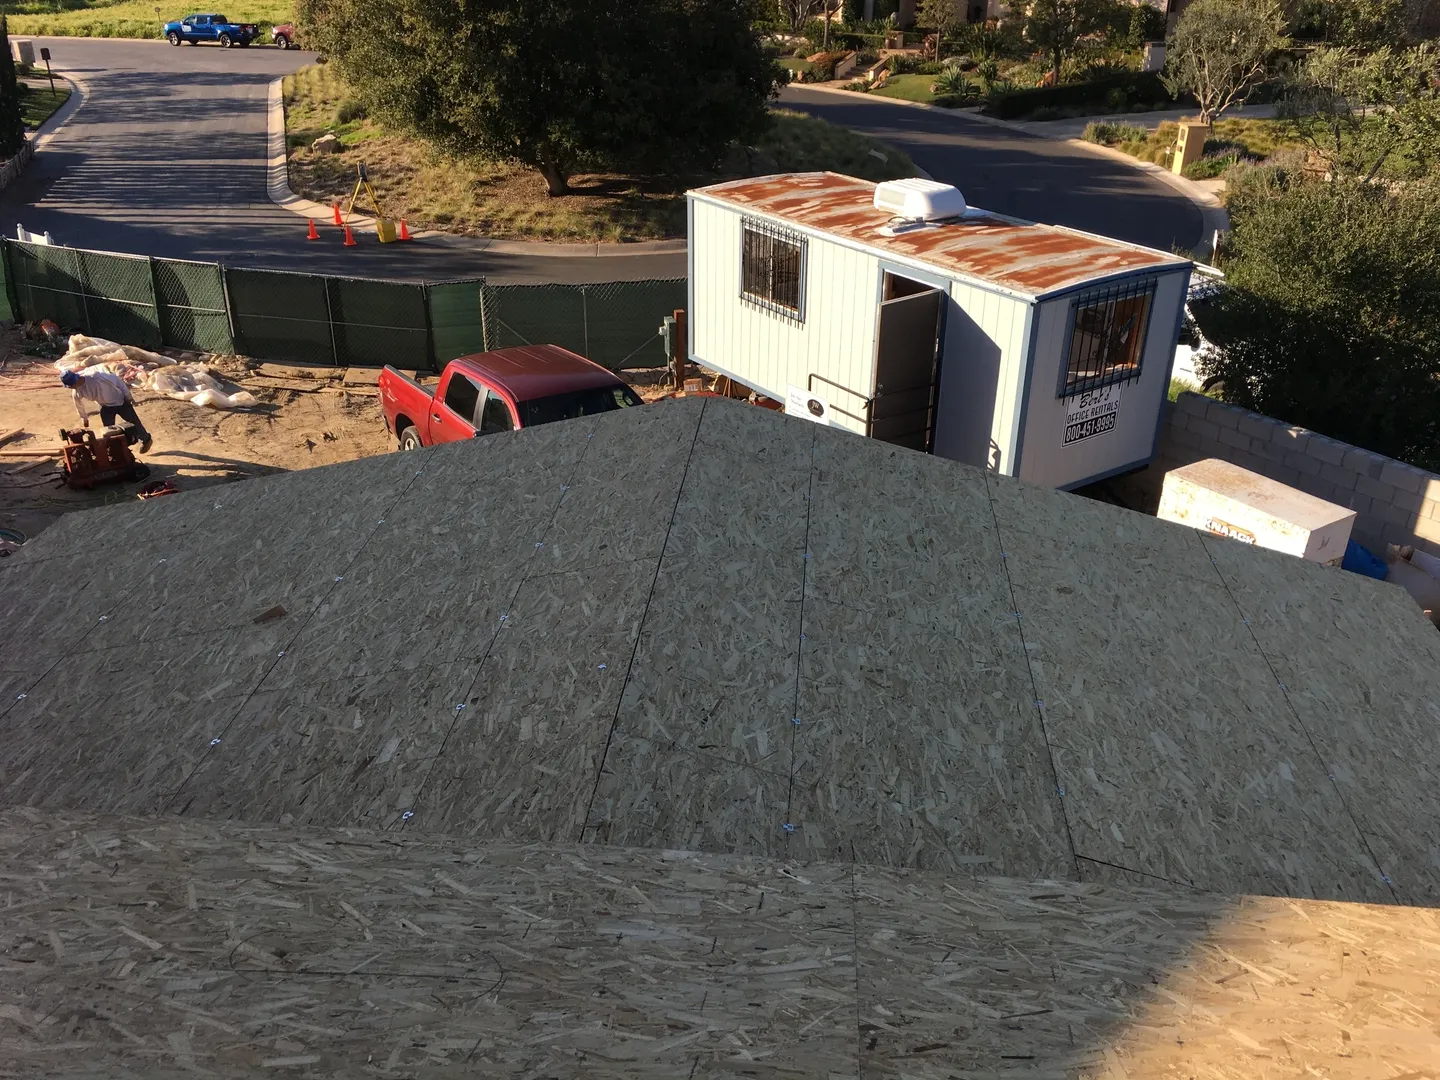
[1063,384,1123,445]
[785,385,832,425]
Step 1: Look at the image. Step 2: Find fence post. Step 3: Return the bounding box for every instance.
[581,285,589,359]
[322,277,342,367]
[146,257,166,347]
[0,239,17,323]
[71,246,91,333]
[420,282,437,372]
[478,282,491,352]
[219,265,241,356]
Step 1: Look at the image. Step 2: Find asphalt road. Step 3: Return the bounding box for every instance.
[778,86,1204,253]
[0,38,686,283]
[0,40,1203,285]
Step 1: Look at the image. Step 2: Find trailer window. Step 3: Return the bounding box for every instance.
[1062,280,1155,397]
[740,219,806,320]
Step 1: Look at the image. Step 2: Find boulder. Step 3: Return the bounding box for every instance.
[311,133,342,155]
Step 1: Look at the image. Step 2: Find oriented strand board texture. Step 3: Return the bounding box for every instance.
[4,397,1440,907]
[2,810,1439,1079]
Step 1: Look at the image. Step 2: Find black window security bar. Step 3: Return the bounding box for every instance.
[740,218,806,320]
[1060,277,1156,398]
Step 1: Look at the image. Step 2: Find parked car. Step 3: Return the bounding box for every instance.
[379,345,642,450]
[163,13,260,47]
[271,22,298,48]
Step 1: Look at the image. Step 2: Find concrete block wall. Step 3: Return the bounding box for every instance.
[1112,392,1440,558]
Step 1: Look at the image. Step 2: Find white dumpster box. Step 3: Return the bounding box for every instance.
[1158,458,1356,565]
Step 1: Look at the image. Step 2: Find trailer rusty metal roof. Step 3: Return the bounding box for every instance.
[690,172,1188,298]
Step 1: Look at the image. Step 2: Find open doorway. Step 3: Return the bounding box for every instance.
[871,271,945,452]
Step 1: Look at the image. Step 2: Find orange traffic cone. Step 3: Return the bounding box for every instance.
[397,219,412,241]
[342,224,357,247]
[332,202,343,226]
[305,218,319,241]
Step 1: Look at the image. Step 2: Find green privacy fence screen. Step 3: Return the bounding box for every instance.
[480,279,685,369]
[1,240,682,372]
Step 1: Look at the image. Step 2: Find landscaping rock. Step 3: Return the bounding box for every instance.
[311,133,341,155]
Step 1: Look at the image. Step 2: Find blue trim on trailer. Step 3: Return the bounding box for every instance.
[1060,455,1154,491]
[1008,300,1041,479]
[1151,264,1196,463]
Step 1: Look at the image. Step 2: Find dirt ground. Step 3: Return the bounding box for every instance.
[0,336,394,548]
[0,328,689,551]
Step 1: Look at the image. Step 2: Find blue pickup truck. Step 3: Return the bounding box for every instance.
[163,13,260,47]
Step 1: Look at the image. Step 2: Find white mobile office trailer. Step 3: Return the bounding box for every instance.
[686,172,1193,489]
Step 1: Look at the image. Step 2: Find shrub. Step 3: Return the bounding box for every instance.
[855,49,879,65]
[932,67,973,96]
[931,93,964,108]
[1083,120,1149,144]
[793,44,809,58]
[976,57,1000,86]
[842,79,870,92]
[1183,150,1251,179]
[916,59,942,75]
[335,97,368,124]
[808,51,847,81]
[982,70,1174,119]
[1028,105,1062,119]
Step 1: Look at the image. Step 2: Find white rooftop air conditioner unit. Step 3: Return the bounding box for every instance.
[872,178,967,223]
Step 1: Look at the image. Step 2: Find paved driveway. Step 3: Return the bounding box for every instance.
[778,86,1204,253]
[0,38,686,282]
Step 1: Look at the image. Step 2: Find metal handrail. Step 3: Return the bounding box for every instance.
[807,373,873,430]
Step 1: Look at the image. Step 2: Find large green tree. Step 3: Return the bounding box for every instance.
[1162,0,1288,124]
[1198,177,1440,469]
[1020,0,1113,83]
[0,17,26,159]
[299,0,778,196]
[1280,44,1440,180]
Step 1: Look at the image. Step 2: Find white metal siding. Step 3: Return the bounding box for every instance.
[932,280,1032,473]
[1017,270,1188,489]
[689,198,880,435]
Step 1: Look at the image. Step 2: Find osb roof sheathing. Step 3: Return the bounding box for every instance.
[691,172,1189,297]
[3,808,1439,1077]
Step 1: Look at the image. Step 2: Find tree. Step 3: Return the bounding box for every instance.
[780,0,823,33]
[0,17,26,160]
[1319,0,1408,45]
[1280,44,1440,181]
[299,0,778,197]
[1020,0,1113,83]
[920,0,965,56]
[1162,0,1288,124]
[1197,177,1440,470]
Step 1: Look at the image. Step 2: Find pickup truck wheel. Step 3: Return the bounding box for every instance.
[398,426,423,452]
[218,32,232,47]
[274,33,290,48]
[167,31,181,45]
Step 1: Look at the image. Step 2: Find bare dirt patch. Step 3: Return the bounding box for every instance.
[0,336,393,548]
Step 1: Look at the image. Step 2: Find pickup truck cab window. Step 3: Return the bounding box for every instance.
[443,373,481,422]
[478,389,515,436]
[183,15,195,23]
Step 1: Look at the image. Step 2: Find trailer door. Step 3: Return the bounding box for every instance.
[871,283,944,452]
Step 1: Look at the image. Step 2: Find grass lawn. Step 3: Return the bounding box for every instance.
[3,0,291,38]
[867,74,940,105]
[283,65,919,243]
[19,79,69,129]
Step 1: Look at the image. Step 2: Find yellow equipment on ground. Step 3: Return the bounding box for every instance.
[343,163,397,243]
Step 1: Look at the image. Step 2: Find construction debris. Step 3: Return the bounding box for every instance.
[53,335,259,410]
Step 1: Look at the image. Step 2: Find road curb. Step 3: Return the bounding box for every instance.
[790,83,1225,256]
[32,72,84,150]
[265,77,687,257]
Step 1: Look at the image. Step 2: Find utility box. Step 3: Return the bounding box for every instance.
[1142,42,1165,72]
[1172,121,1211,175]
[11,39,34,66]
[1157,458,1356,565]
[687,172,1192,489]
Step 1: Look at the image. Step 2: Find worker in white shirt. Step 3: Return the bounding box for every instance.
[60,368,152,453]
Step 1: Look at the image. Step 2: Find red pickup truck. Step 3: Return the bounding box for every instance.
[379,345,642,450]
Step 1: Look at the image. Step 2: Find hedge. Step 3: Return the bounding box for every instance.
[982,72,1176,120]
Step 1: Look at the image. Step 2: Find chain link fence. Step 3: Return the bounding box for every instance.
[480,279,684,369]
[2,240,683,373]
